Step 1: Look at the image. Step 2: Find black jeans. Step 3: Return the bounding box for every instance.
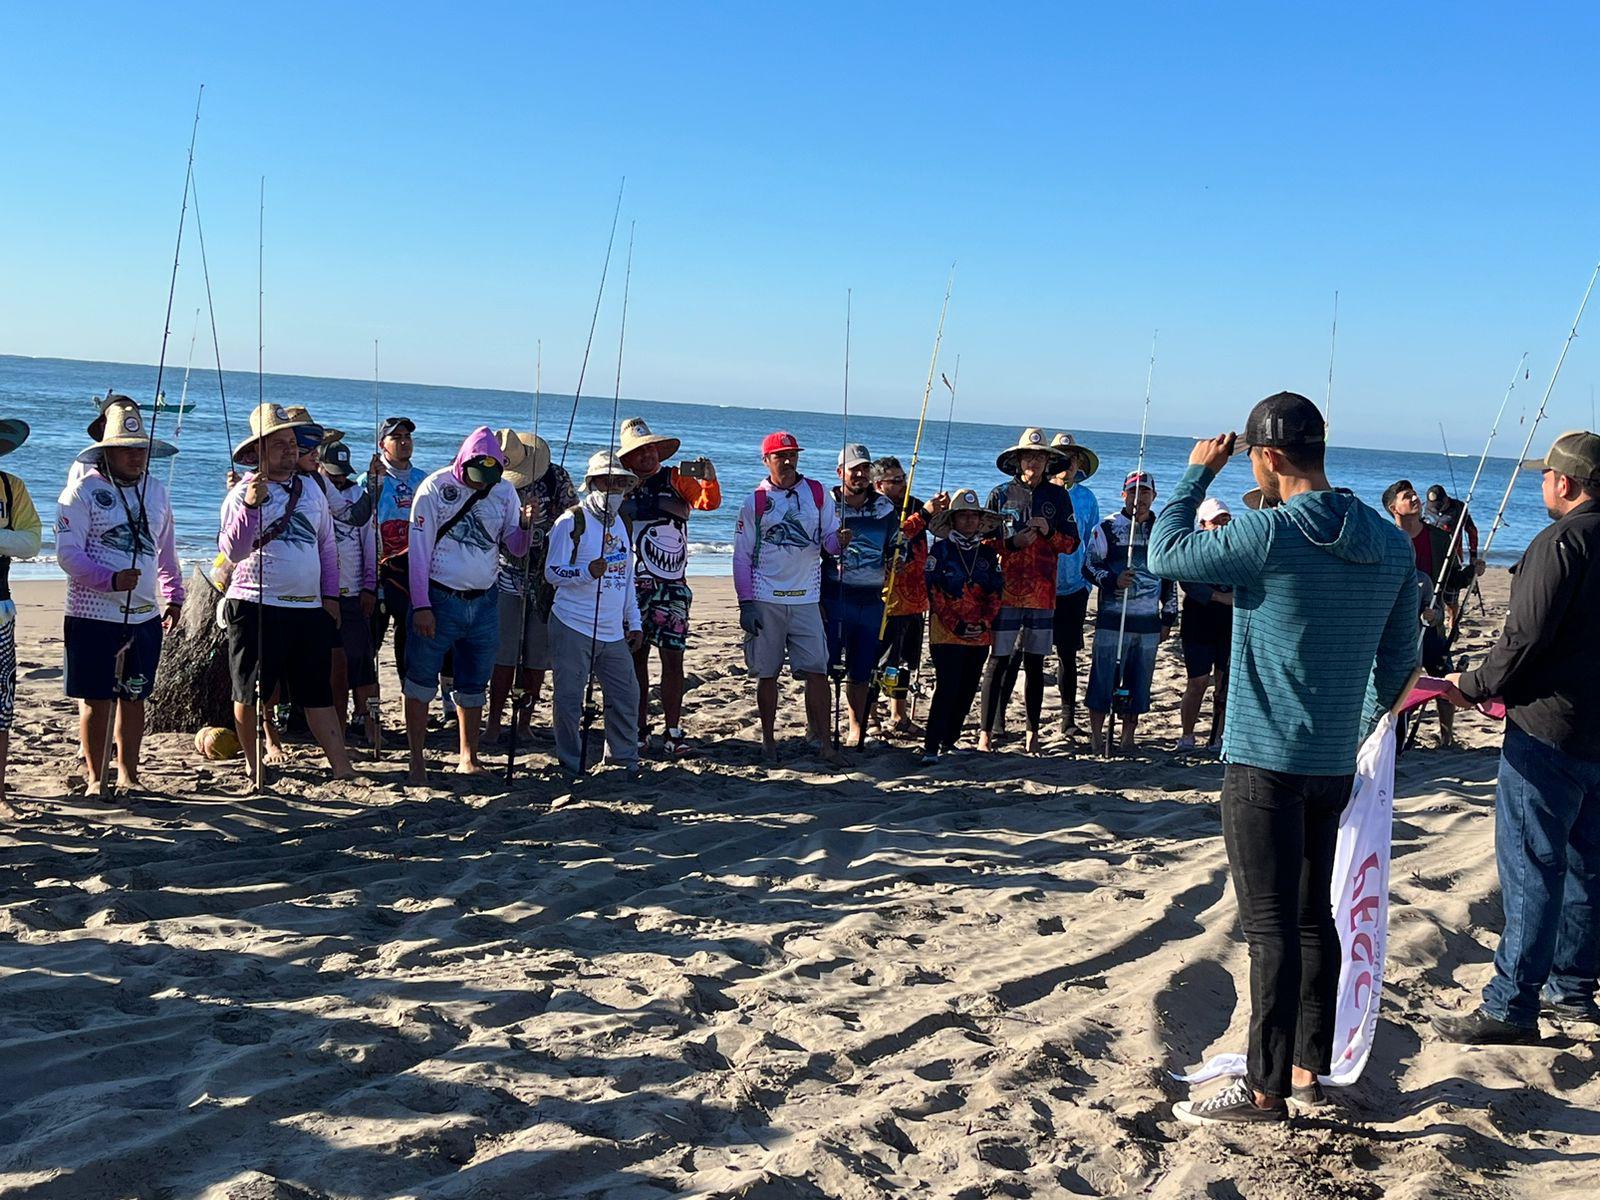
[1220,763,1352,1099]
[925,644,988,754]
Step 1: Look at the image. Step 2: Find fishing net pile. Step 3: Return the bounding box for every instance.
[148,563,234,733]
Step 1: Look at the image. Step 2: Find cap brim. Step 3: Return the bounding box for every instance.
[1519,456,1549,474]
[0,418,29,456]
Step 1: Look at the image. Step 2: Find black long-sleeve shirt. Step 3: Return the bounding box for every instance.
[1461,499,1600,760]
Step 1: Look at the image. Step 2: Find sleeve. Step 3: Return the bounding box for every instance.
[819,486,842,556]
[731,493,758,602]
[1464,511,1480,561]
[901,509,927,539]
[1441,531,1476,592]
[1083,522,1114,590]
[1461,535,1577,702]
[408,483,438,607]
[623,549,642,630]
[156,501,185,607]
[0,477,42,558]
[544,512,586,588]
[55,480,116,591]
[218,480,263,565]
[359,499,377,592]
[499,488,532,559]
[1146,465,1273,586]
[1160,577,1178,627]
[1181,580,1213,606]
[1051,489,1080,554]
[344,489,374,527]
[1363,571,1422,727]
[318,496,339,600]
[672,471,722,511]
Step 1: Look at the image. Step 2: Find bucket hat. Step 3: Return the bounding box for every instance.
[997,427,1068,476]
[617,416,680,466]
[930,487,1004,537]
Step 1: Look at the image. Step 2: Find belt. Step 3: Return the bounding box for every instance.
[431,583,489,602]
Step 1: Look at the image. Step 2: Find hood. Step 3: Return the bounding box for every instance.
[1279,489,1396,565]
[451,426,506,483]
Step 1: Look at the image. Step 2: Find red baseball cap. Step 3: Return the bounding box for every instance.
[761,431,803,456]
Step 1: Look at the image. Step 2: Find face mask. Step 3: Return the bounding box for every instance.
[463,458,504,489]
[588,489,625,517]
[948,530,981,550]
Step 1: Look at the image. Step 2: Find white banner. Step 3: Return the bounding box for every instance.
[1174,714,1398,1087]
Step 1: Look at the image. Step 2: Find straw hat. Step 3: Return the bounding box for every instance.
[86,390,125,439]
[232,402,313,465]
[618,416,680,465]
[930,487,1004,537]
[280,405,341,445]
[75,397,177,464]
[0,418,29,458]
[1050,432,1100,481]
[583,448,639,488]
[996,427,1068,476]
[496,428,552,489]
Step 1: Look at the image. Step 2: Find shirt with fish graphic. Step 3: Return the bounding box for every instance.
[55,468,184,623]
[497,465,579,595]
[408,468,531,597]
[219,473,337,609]
[620,466,721,588]
[732,476,843,604]
[327,480,378,597]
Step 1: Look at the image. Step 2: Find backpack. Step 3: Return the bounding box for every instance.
[749,478,826,573]
[533,503,636,620]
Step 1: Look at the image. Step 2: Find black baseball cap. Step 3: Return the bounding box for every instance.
[1426,484,1448,503]
[1243,392,1326,449]
[379,416,416,441]
[322,439,355,477]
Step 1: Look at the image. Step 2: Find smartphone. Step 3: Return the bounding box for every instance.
[678,458,710,479]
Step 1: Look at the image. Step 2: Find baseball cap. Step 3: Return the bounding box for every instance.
[1196,497,1231,523]
[1426,484,1448,503]
[379,416,416,441]
[322,439,355,477]
[1522,429,1600,487]
[838,442,871,469]
[1243,391,1326,449]
[761,431,803,456]
[1123,469,1156,493]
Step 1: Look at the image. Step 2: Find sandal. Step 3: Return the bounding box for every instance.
[665,728,694,758]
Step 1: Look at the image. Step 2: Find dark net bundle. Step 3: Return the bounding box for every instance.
[148,563,234,732]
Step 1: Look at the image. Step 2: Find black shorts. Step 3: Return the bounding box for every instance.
[879,612,925,671]
[226,600,335,709]
[64,616,163,701]
[1181,604,1231,680]
[1422,625,1453,676]
[338,596,378,689]
[1053,589,1091,655]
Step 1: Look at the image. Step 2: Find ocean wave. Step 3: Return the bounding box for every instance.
[687,541,734,556]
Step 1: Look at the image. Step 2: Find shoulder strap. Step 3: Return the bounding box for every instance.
[1,472,12,530]
[566,503,587,564]
[252,474,306,551]
[434,483,490,545]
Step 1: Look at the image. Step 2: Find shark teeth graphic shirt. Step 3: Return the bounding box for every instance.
[409,469,528,596]
[55,469,183,623]
[220,474,337,609]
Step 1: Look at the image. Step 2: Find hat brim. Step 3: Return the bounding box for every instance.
[584,469,639,488]
[620,434,680,465]
[931,507,1004,538]
[232,419,312,464]
[0,419,29,457]
[1063,445,1100,480]
[76,437,177,464]
[997,444,1068,475]
[500,432,552,489]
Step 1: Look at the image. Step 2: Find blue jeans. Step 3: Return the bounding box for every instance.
[403,585,500,709]
[823,590,885,684]
[1482,723,1600,1026]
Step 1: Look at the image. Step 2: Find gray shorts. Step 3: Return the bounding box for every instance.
[992,606,1054,657]
[494,589,553,671]
[743,600,828,678]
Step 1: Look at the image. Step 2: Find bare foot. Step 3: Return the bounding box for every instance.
[761,738,779,765]
[456,759,488,775]
[1090,732,1107,756]
[264,745,288,765]
[0,797,20,819]
[977,731,994,753]
[1024,731,1041,755]
[116,771,144,791]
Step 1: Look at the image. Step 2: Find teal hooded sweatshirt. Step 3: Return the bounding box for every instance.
[1148,465,1418,776]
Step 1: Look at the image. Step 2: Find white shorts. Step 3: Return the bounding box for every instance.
[743,601,828,678]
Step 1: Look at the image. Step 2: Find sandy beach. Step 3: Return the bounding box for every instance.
[2,569,1596,1199]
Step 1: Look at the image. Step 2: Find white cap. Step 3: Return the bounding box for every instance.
[1196,497,1231,524]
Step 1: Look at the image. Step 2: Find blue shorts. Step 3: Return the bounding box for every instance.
[64,615,163,701]
[1086,627,1159,715]
[824,591,886,684]
[403,584,500,708]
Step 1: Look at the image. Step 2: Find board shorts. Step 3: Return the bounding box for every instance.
[0,615,16,731]
[64,615,163,701]
[637,576,693,652]
[226,600,334,709]
[495,588,553,671]
[992,606,1054,658]
[1180,603,1231,680]
[1052,588,1091,655]
[743,600,828,678]
[338,596,377,689]
[1086,627,1159,715]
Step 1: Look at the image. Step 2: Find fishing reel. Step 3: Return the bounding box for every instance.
[873,664,928,699]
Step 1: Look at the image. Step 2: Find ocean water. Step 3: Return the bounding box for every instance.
[1,353,1550,578]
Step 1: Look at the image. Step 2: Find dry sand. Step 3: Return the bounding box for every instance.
[1,571,1596,1199]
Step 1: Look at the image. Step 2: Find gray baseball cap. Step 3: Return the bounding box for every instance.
[839,442,871,469]
[1522,429,1600,487]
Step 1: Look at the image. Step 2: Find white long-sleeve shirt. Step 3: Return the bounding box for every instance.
[544,496,640,642]
[56,468,184,623]
[408,468,530,597]
[731,476,841,604]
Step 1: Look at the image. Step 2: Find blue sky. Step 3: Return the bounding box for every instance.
[2,2,1596,450]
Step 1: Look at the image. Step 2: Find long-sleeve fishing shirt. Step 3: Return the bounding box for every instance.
[408,428,532,600]
[1084,510,1177,635]
[327,479,378,597]
[544,494,640,642]
[220,472,337,609]
[56,465,183,623]
[732,476,842,604]
[984,478,1079,610]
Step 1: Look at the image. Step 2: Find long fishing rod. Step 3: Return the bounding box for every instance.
[506,339,542,784]
[1107,330,1157,759]
[96,85,203,798]
[578,223,635,774]
[1438,424,1460,495]
[189,172,233,453]
[860,264,954,748]
[829,289,854,751]
[165,308,202,493]
[1481,261,1600,567]
[556,179,626,473]
[1324,290,1339,435]
[252,175,268,792]
[367,338,383,758]
[936,355,961,493]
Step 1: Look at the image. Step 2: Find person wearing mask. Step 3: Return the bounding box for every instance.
[1147,392,1417,1125]
[872,455,948,737]
[731,431,846,765]
[404,427,535,783]
[360,417,424,677]
[1424,482,1481,628]
[0,419,42,810]
[1435,431,1600,1043]
[617,417,721,758]
[980,428,1079,754]
[1048,433,1100,741]
[219,404,354,787]
[1177,497,1234,752]
[545,451,644,777]
[485,429,573,746]
[921,489,1005,763]
[1083,470,1177,754]
[320,437,380,747]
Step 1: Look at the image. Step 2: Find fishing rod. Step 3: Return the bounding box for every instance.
[96,85,203,798]
[367,338,383,758]
[506,339,542,785]
[251,175,268,792]
[578,223,635,774]
[936,355,961,493]
[164,308,202,494]
[556,179,626,473]
[860,264,954,748]
[1324,290,1339,436]
[831,288,852,753]
[1107,330,1157,759]
[1438,424,1460,495]
[189,172,233,453]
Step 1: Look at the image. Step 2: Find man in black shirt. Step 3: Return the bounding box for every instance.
[1436,430,1600,1042]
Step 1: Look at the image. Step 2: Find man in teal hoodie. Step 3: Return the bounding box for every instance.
[1148,392,1418,1126]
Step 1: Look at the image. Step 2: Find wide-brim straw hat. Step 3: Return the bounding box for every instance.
[496,428,552,489]
[232,402,314,465]
[997,426,1069,476]
[0,418,29,457]
[1050,432,1100,481]
[583,448,639,488]
[282,406,336,446]
[618,416,680,466]
[86,390,124,439]
[75,398,177,464]
[930,487,1005,537]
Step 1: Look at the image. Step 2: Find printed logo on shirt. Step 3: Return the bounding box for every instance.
[100,521,155,557]
[56,515,71,531]
[92,488,115,510]
[277,593,318,604]
[442,483,461,503]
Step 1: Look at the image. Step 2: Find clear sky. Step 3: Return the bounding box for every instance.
[2,2,1596,450]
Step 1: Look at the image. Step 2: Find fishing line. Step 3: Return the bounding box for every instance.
[165,307,202,494]
[832,289,852,752]
[251,175,268,791]
[506,340,542,784]
[556,179,626,473]
[1324,290,1339,435]
[367,338,383,757]
[190,172,233,453]
[936,354,960,494]
[1108,330,1157,759]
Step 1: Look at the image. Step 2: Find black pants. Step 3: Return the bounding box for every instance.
[924,644,988,753]
[372,559,413,678]
[1220,763,1352,1099]
[1052,590,1090,720]
[980,652,1045,734]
